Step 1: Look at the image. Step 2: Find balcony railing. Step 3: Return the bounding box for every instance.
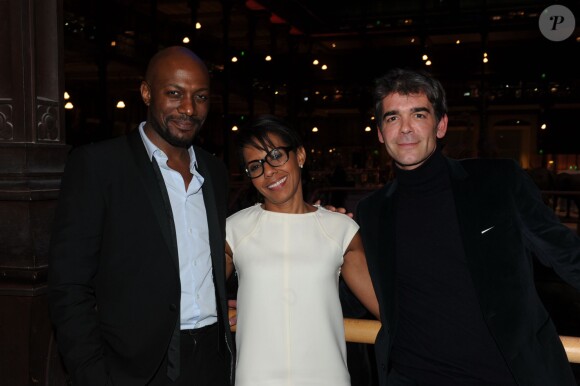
[228,310,580,363]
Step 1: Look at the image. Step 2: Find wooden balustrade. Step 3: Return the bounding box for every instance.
[228,310,580,363]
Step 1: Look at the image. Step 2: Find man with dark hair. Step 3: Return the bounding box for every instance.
[49,46,234,386]
[357,68,580,386]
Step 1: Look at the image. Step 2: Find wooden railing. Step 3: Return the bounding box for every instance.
[228,311,580,363]
[339,318,580,364]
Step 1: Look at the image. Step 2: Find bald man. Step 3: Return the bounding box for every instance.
[49,46,234,386]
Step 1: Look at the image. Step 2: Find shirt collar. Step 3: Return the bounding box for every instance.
[138,121,200,172]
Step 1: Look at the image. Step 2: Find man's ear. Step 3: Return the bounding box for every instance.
[436,114,448,139]
[140,81,151,106]
[377,126,385,144]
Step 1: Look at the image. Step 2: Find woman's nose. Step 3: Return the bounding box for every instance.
[263,162,277,177]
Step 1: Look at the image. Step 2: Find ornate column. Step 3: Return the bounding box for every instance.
[0,0,69,384]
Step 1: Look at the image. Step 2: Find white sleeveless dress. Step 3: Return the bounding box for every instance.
[226,204,358,386]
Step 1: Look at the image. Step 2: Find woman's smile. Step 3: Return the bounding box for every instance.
[267,176,287,190]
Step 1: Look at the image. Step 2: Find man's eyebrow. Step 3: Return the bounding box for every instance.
[410,106,430,113]
[164,83,210,92]
[382,110,397,120]
[382,106,431,120]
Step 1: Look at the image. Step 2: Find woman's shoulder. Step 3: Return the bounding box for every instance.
[227,203,262,223]
[315,206,359,230]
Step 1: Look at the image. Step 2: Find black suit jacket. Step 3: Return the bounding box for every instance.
[357,157,580,386]
[48,129,234,385]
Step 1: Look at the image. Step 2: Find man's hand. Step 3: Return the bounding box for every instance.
[314,200,353,218]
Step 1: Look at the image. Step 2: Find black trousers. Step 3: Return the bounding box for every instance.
[148,324,230,386]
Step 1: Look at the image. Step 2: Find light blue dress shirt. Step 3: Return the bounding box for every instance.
[139,123,217,329]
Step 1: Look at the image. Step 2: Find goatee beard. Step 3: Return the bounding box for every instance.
[150,115,203,148]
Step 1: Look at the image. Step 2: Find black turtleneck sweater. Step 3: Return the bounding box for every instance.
[391,148,515,385]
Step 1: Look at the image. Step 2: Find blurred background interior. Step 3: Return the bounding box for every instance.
[62,0,580,210]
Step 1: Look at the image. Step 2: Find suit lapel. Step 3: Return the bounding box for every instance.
[448,159,489,308]
[127,130,179,271]
[195,149,229,356]
[194,149,225,278]
[378,182,398,331]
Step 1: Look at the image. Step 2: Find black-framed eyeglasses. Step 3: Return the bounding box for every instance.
[244,146,294,179]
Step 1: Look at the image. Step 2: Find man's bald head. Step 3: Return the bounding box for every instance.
[145,46,209,85]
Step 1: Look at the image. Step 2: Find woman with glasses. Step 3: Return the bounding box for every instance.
[225,114,379,386]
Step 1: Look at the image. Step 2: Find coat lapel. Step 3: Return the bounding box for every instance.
[127,130,179,271]
[194,148,225,279]
[448,159,490,308]
[377,182,398,332]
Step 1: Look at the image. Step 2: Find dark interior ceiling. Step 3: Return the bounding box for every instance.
[61,0,580,148]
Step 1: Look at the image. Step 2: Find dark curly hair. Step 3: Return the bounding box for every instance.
[373,68,447,126]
